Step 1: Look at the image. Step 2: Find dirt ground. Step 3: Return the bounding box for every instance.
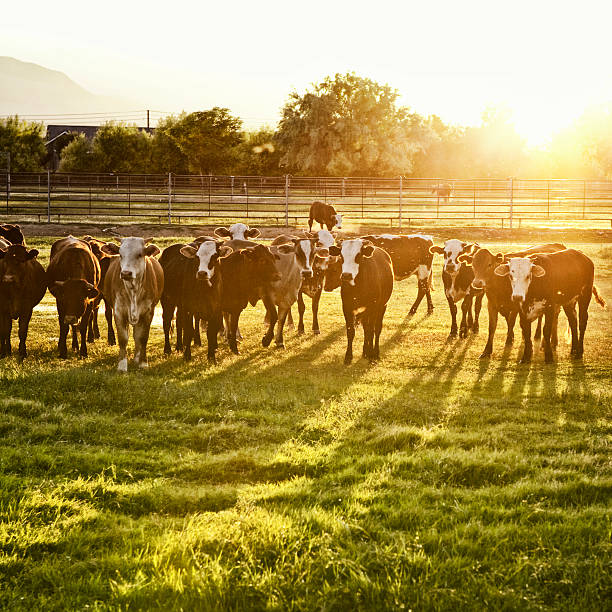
[14,220,612,244]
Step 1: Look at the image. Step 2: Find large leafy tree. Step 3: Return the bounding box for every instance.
[276,73,419,176]
[165,109,243,175]
[58,134,98,172]
[91,123,152,173]
[150,115,189,174]
[0,116,46,171]
[234,129,282,175]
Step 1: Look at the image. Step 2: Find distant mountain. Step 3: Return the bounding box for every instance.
[0,56,137,120]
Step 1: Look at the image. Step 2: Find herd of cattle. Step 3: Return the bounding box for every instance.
[0,200,606,371]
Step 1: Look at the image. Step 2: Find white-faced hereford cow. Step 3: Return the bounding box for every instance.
[213,223,261,241]
[494,249,605,363]
[0,244,47,360]
[430,239,484,339]
[308,201,343,232]
[102,238,164,371]
[47,237,101,358]
[459,243,566,358]
[160,239,231,362]
[361,234,434,315]
[328,239,393,364]
[219,244,281,354]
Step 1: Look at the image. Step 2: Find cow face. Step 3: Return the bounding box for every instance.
[0,245,39,317]
[243,244,281,283]
[103,238,160,285]
[180,240,232,286]
[333,214,343,229]
[494,257,545,305]
[50,279,99,325]
[459,248,503,289]
[430,239,474,276]
[214,223,260,241]
[315,230,335,249]
[329,239,374,286]
[0,224,25,245]
[276,238,318,279]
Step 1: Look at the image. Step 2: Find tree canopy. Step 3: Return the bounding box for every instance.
[0,116,46,172]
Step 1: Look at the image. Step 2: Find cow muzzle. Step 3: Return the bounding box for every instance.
[341,273,355,285]
[472,278,484,289]
[120,270,134,281]
[511,294,524,305]
[301,269,313,279]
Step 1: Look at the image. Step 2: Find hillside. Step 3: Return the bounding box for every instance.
[0,56,136,118]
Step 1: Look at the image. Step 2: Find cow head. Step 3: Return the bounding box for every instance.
[333,213,343,229]
[430,240,475,276]
[328,239,375,286]
[242,244,281,283]
[49,279,99,326]
[494,257,545,305]
[275,238,318,279]
[0,245,40,317]
[459,248,503,289]
[179,240,232,286]
[0,224,25,245]
[214,223,260,241]
[101,237,160,285]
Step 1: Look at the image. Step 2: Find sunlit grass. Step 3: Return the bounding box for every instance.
[0,236,610,610]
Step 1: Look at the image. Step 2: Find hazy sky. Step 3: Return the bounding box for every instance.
[4,0,612,144]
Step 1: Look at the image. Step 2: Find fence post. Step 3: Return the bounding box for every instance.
[168,172,172,224]
[128,175,131,216]
[5,171,8,214]
[284,174,289,227]
[398,176,403,229]
[47,169,51,223]
[208,176,211,215]
[583,180,586,219]
[473,182,476,218]
[342,177,346,199]
[509,177,514,229]
[245,181,249,218]
[547,180,550,218]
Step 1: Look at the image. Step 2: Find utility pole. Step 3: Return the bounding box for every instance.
[147,110,150,130]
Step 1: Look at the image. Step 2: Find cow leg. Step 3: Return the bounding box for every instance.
[308,217,314,232]
[71,325,79,352]
[297,291,306,335]
[207,312,222,363]
[0,316,11,357]
[262,296,277,348]
[175,306,184,352]
[409,281,426,316]
[564,303,579,355]
[550,306,560,349]
[459,295,473,339]
[114,311,130,372]
[183,311,194,361]
[193,315,202,347]
[275,305,290,348]
[311,286,322,335]
[472,292,483,333]
[425,275,434,315]
[519,315,533,364]
[446,296,458,338]
[227,311,240,355]
[105,299,115,345]
[134,312,153,368]
[480,302,498,358]
[372,305,386,362]
[87,306,96,343]
[57,304,69,359]
[78,302,94,357]
[17,310,33,361]
[576,291,591,359]
[505,310,517,346]
[343,304,355,365]
[542,307,555,363]
[534,316,543,341]
[162,299,175,355]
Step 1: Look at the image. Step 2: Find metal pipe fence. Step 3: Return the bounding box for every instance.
[1,172,612,228]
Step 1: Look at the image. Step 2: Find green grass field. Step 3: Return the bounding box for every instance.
[0,235,610,610]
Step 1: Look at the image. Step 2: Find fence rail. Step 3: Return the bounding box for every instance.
[1,172,612,229]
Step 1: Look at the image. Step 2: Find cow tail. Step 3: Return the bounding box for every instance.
[592,285,606,308]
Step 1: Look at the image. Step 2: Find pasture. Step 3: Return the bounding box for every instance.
[0,231,610,610]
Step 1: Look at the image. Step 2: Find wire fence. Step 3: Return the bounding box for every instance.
[1,172,612,229]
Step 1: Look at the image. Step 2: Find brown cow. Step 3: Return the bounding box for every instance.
[0,224,25,245]
[459,243,566,358]
[47,236,101,358]
[494,249,605,363]
[102,237,164,372]
[329,239,394,364]
[431,183,453,203]
[308,201,343,232]
[0,244,47,360]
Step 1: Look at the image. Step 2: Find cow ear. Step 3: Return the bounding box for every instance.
[532,265,546,278]
[26,249,39,260]
[458,254,473,265]
[429,245,444,255]
[180,245,197,259]
[494,264,510,277]
[495,253,504,263]
[361,244,375,258]
[145,244,161,257]
[101,243,120,255]
[245,227,261,238]
[329,245,341,256]
[276,243,295,255]
[217,245,233,258]
[193,235,210,243]
[85,282,99,299]
[49,280,65,296]
[214,227,231,238]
